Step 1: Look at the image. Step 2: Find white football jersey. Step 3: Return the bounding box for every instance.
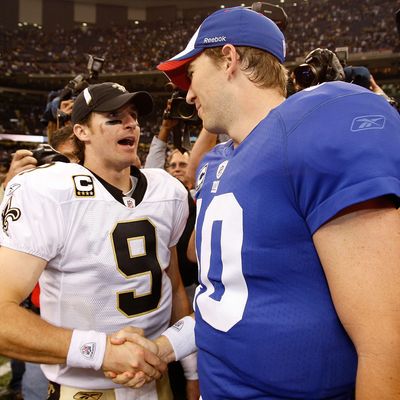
[0,162,189,392]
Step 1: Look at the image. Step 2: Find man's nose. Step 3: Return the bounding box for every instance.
[124,114,137,129]
[186,87,195,104]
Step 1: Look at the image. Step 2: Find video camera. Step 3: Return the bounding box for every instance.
[164,83,200,123]
[292,47,399,111]
[248,2,288,32]
[31,144,70,166]
[292,48,346,90]
[41,54,105,126]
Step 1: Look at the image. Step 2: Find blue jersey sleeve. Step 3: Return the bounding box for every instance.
[285,84,400,233]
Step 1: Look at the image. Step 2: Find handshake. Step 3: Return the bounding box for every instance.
[102,326,176,388]
[70,316,199,398]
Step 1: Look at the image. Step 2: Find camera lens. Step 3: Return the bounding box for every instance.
[293,64,318,89]
[177,102,197,120]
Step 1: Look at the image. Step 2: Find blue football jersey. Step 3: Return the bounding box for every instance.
[194,82,400,399]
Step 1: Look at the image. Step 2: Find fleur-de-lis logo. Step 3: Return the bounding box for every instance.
[112,83,126,92]
[2,197,21,236]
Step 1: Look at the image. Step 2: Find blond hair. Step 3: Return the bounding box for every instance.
[204,46,288,96]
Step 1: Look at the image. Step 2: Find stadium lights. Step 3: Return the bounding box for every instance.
[220,5,225,8]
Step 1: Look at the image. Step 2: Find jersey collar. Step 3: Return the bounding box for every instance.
[89,166,147,206]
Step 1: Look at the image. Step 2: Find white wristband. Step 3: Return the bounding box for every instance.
[180,352,198,380]
[66,329,106,370]
[161,316,196,361]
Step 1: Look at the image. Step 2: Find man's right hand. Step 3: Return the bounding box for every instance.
[102,327,167,388]
[3,149,37,188]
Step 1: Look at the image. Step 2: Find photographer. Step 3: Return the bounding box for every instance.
[144,99,180,168]
[48,125,79,163]
[42,55,105,136]
[292,47,399,110]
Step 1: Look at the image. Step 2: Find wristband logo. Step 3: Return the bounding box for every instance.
[172,320,184,332]
[80,342,96,359]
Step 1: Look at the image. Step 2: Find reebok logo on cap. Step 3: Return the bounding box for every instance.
[204,36,227,44]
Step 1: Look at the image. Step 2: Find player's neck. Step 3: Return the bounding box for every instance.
[230,87,285,146]
[84,160,132,193]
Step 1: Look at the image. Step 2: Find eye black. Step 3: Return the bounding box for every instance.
[106,119,122,125]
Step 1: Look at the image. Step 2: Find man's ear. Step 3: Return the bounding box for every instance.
[73,123,91,144]
[221,44,240,74]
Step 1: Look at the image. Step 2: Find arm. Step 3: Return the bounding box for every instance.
[167,246,191,323]
[186,229,196,263]
[2,149,37,188]
[369,75,398,109]
[1,149,37,203]
[0,247,70,363]
[143,136,168,169]
[144,103,178,169]
[167,247,199,399]
[184,128,217,189]
[313,197,400,399]
[0,247,165,377]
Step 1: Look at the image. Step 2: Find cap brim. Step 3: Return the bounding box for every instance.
[157,53,200,91]
[95,91,153,117]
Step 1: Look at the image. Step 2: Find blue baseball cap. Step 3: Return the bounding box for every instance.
[157,6,286,90]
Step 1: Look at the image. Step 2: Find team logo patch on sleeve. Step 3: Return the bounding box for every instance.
[73,175,95,197]
[351,115,385,132]
[1,197,21,236]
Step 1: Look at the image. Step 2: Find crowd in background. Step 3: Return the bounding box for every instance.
[0,0,398,76]
[0,0,398,165]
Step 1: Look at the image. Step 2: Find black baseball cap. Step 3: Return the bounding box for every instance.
[71,82,153,123]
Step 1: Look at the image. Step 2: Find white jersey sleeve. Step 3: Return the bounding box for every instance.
[1,165,66,260]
